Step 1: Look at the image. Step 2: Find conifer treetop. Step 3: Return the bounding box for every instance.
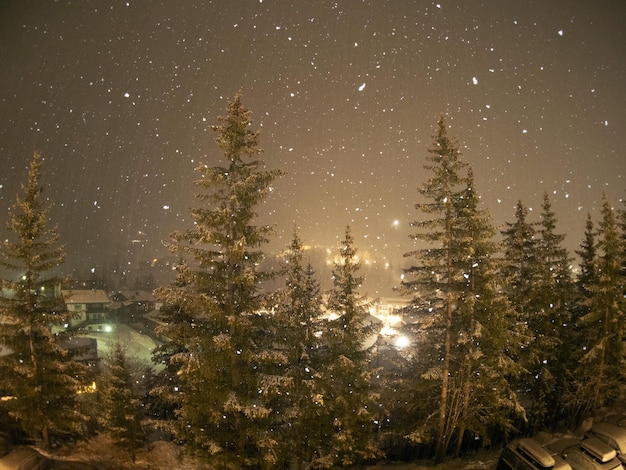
[0,151,64,279]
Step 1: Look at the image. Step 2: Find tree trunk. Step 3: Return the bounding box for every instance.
[41,423,50,449]
[435,210,455,465]
[457,271,476,457]
[455,362,472,457]
[435,297,453,464]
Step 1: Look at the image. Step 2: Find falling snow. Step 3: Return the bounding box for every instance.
[0,0,623,282]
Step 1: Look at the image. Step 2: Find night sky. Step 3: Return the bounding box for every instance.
[1,1,625,284]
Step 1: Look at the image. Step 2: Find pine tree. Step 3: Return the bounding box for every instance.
[0,152,87,447]
[448,170,525,454]
[571,196,626,417]
[152,94,283,468]
[535,192,576,427]
[271,229,324,468]
[318,225,381,467]
[501,200,551,431]
[402,117,469,463]
[576,214,599,308]
[403,128,524,462]
[102,342,144,462]
[563,214,599,425]
[501,201,539,328]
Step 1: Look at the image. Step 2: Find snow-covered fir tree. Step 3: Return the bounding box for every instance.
[500,201,546,429]
[0,152,88,447]
[153,94,283,468]
[402,117,468,463]
[403,121,524,463]
[317,225,382,468]
[563,213,599,425]
[567,196,626,420]
[535,192,576,427]
[102,342,145,462]
[501,194,576,432]
[501,201,540,326]
[270,229,325,468]
[445,170,525,455]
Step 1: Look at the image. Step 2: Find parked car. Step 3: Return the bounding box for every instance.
[497,437,572,470]
[0,446,50,470]
[587,422,626,464]
[0,435,10,459]
[605,415,626,429]
[545,436,623,470]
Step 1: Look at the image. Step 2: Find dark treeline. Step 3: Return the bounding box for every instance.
[1,95,625,468]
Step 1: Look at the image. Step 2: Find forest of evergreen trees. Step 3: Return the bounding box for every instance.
[1,94,625,468]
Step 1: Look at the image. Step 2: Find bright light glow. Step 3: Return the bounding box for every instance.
[326,312,340,321]
[104,325,112,333]
[395,335,410,348]
[380,325,397,336]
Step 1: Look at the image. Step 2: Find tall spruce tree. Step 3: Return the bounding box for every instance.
[271,229,324,468]
[403,124,523,462]
[0,152,86,447]
[501,200,550,430]
[564,214,599,425]
[319,225,381,467]
[448,170,525,454]
[403,117,467,462]
[402,117,468,463]
[102,342,144,462]
[575,214,598,321]
[501,201,539,329]
[535,192,576,427]
[153,94,283,468]
[570,196,626,418]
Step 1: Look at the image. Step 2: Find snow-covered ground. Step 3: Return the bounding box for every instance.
[32,433,502,470]
[81,323,160,367]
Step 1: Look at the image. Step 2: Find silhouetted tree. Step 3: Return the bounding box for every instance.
[575,214,599,317]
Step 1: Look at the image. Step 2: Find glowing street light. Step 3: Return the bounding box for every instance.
[395,335,410,349]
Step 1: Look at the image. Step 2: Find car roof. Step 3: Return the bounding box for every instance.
[516,437,556,467]
[547,437,583,455]
[591,422,626,453]
[580,436,618,463]
[604,414,626,428]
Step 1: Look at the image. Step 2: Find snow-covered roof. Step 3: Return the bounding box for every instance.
[62,289,110,304]
[118,289,156,303]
